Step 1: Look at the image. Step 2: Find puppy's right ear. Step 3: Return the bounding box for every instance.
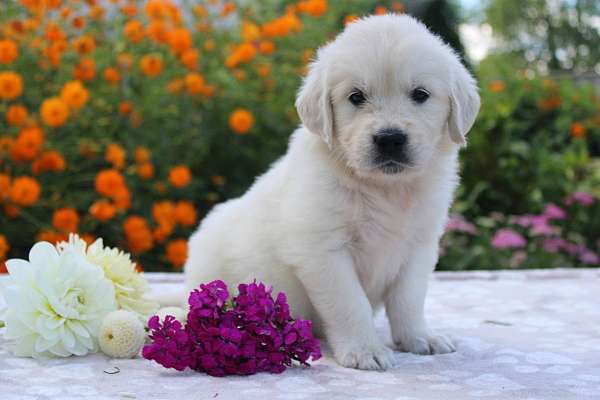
[295,52,334,147]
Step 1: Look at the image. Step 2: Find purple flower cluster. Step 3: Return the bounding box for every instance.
[143,280,321,377]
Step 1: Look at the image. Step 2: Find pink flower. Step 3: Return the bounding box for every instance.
[543,237,567,253]
[446,214,477,234]
[491,229,527,249]
[579,249,599,265]
[543,203,566,220]
[565,191,595,206]
[513,214,555,236]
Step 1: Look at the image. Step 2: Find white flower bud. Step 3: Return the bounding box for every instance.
[99,310,145,358]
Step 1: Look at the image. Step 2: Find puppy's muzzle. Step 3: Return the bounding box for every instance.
[373,128,410,165]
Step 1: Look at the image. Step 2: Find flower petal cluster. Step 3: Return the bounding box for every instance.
[2,242,117,358]
[143,280,321,376]
[57,234,158,320]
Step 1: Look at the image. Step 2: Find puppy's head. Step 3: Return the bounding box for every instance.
[296,15,480,180]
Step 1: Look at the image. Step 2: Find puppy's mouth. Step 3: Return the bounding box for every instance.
[374,160,407,175]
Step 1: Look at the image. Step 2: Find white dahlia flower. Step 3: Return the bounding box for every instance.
[57,234,158,320]
[2,242,117,358]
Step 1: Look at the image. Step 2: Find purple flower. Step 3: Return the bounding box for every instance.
[513,214,556,236]
[579,249,599,265]
[543,203,566,220]
[142,315,193,371]
[445,214,477,234]
[565,191,595,206]
[543,237,567,253]
[491,229,527,249]
[143,280,321,377]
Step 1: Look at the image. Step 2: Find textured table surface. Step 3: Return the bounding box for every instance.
[1,269,599,400]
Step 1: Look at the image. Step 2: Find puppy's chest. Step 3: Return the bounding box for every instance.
[346,191,417,291]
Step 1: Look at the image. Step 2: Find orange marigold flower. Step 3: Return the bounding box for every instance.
[89,200,117,222]
[72,16,86,29]
[36,230,67,245]
[123,216,154,254]
[137,162,154,180]
[225,42,257,68]
[258,41,275,55]
[165,239,187,268]
[121,3,137,17]
[180,48,199,70]
[375,6,388,15]
[537,96,561,111]
[185,72,205,94]
[40,97,69,127]
[297,0,327,17]
[258,63,271,77]
[153,223,174,243]
[261,13,302,38]
[124,20,144,43]
[489,80,506,93]
[0,71,23,100]
[135,146,151,163]
[113,186,131,210]
[344,14,359,26]
[0,39,18,64]
[221,2,236,16]
[167,78,184,94]
[73,35,96,54]
[6,105,28,126]
[0,174,11,202]
[140,54,163,77]
[392,2,405,12]
[103,67,121,85]
[145,0,168,19]
[570,122,586,139]
[45,22,66,42]
[95,169,126,197]
[90,5,105,20]
[117,52,134,70]
[0,234,8,262]
[168,165,192,188]
[174,201,197,226]
[11,126,44,162]
[60,80,89,109]
[119,101,133,115]
[229,108,254,134]
[32,150,66,174]
[52,207,80,233]
[105,143,127,169]
[9,176,41,206]
[153,200,175,224]
[194,4,208,18]
[74,57,96,81]
[241,21,261,42]
[169,28,192,55]
[147,20,170,43]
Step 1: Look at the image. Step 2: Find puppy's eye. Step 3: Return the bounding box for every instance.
[348,90,366,106]
[411,87,430,104]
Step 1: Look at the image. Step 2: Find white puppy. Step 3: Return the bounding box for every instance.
[183,14,480,370]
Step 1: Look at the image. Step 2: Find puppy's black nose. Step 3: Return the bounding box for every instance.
[373,129,408,161]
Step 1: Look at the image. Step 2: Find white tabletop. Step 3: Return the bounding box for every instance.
[1,269,599,400]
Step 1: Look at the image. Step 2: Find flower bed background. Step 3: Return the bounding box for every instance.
[0,0,598,271]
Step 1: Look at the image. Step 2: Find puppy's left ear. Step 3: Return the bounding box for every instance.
[447,62,480,146]
[295,49,334,147]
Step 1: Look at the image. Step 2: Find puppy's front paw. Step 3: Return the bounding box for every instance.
[335,342,396,370]
[397,332,455,355]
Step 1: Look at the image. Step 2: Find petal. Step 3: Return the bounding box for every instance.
[60,325,76,350]
[5,259,35,286]
[47,341,71,357]
[35,334,58,353]
[29,242,59,269]
[12,333,37,357]
[66,320,90,339]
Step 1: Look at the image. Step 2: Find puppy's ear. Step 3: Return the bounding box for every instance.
[295,51,334,147]
[447,62,480,146]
